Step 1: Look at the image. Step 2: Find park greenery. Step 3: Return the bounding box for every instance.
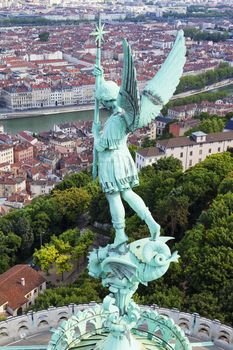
[184,113,226,135]
[33,228,94,280]
[162,90,228,115]
[176,63,233,94]
[184,27,229,42]
[0,152,232,324]
[0,171,94,273]
[0,16,94,27]
[39,32,50,42]
[164,5,233,19]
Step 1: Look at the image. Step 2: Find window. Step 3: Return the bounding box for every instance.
[189,160,192,166]
[209,149,211,154]
[40,285,43,291]
[218,147,221,152]
[190,151,193,156]
[199,149,202,155]
[180,152,183,158]
[198,158,202,163]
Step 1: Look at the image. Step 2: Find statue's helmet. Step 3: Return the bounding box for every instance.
[95,80,120,101]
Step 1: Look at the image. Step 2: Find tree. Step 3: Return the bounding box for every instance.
[153,156,182,173]
[125,215,149,242]
[39,32,50,42]
[33,229,95,280]
[32,212,51,247]
[176,63,233,94]
[55,254,73,281]
[52,187,91,226]
[177,166,220,222]
[55,172,91,191]
[0,231,21,273]
[156,194,190,237]
[30,270,106,311]
[141,136,156,148]
[186,292,223,322]
[59,228,80,246]
[7,212,34,257]
[89,188,111,224]
[33,244,58,274]
[128,144,138,161]
[200,152,233,178]
[185,117,224,135]
[218,172,233,194]
[138,285,185,311]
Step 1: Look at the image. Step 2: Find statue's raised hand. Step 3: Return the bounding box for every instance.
[93,65,104,77]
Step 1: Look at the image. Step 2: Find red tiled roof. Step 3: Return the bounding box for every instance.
[137,147,164,158]
[17,131,36,143]
[0,264,46,310]
[157,131,233,149]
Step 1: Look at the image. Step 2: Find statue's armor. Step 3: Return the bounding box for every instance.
[97,113,139,193]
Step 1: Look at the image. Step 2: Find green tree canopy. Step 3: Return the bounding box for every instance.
[39,31,50,42]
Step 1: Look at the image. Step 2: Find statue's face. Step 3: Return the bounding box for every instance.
[101,99,115,110]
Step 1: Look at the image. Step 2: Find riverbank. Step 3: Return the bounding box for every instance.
[2,79,233,121]
[0,108,108,134]
[172,78,233,100]
[0,104,95,120]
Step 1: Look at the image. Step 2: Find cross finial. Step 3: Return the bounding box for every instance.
[90,17,108,48]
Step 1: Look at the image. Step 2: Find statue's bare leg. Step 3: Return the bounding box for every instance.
[121,189,160,240]
[106,192,128,246]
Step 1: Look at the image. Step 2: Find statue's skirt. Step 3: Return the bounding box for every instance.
[98,146,139,193]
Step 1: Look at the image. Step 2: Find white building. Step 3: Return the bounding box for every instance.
[136,131,233,171]
[2,84,95,110]
[30,180,57,197]
[0,144,14,164]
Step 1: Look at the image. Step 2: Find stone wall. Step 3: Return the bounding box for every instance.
[0,303,232,349]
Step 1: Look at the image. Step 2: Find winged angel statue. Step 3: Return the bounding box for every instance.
[92,30,186,248]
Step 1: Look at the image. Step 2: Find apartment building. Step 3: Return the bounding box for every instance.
[30,180,56,197]
[155,116,172,135]
[0,145,14,164]
[2,87,33,110]
[14,143,34,163]
[2,84,95,110]
[136,131,233,171]
[0,176,26,197]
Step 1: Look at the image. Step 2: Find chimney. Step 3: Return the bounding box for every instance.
[21,277,25,286]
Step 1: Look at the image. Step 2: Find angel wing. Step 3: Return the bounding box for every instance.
[117,39,140,132]
[117,31,186,132]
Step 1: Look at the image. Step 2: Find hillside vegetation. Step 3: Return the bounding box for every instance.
[0,153,232,325]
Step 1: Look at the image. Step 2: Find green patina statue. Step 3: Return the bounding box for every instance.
[48,21,189,350]
[91,22,186,248]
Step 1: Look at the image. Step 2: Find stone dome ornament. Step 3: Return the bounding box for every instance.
[48,18,188,350]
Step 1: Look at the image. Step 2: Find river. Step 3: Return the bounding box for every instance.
[0,109,109,134]
[1,83,233,135]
